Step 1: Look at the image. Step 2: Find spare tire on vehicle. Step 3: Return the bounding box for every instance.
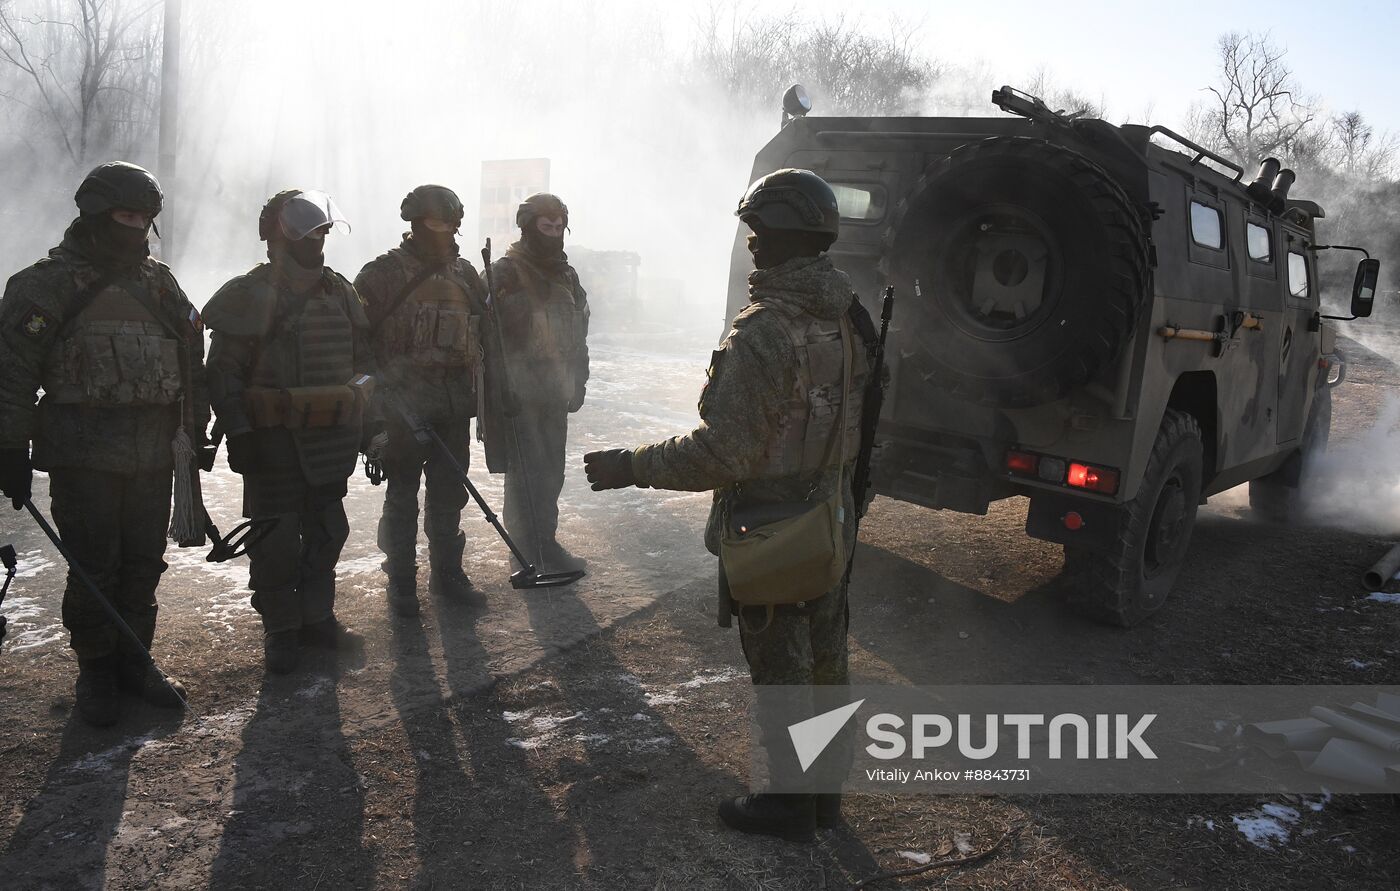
[883,136,1150,407]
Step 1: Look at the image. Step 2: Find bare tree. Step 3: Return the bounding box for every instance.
[0,0,163,168]
[1331,110,1397,180]
[693,5,938,117]
[1190,31,1316,167]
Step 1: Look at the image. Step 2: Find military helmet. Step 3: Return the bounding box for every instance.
[74,161,163,217]
[516,192,568,230]
[258,189,349,241]
[735,168,839,237]
[401,184,464,225]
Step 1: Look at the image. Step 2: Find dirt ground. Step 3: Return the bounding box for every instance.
[2,330,1399,890]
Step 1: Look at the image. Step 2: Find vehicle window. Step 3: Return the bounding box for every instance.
[1288,252,1309,298]
[830,183,887,222]
[1246,223,1272,262]
[1189,201,1223,249]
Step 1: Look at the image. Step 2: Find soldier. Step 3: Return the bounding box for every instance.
[203,189,372,674]
[584,170,872,841]
[488,193,589,570]
[355,185,488,616]
[0,162,205,726]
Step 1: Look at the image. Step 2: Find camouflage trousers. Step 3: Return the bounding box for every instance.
[733,565,853,790]
[376,416,470,580]
[246,491,349,634]
[503,404,568,558]
[50,468,172,660]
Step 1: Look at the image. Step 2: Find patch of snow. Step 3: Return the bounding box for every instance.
[897,851,931,865]
[1365,592,1400,604]
[678,667,745,689]
[1232,803,1300,849]
[630,713,651,722]
[643,691,684,707]
[953,831,974,855]
[506,737,546,750]
[13,549,56,579]
[1346,659,1375,669]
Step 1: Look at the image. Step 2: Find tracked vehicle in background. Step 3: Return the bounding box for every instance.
[728,85,1381,625]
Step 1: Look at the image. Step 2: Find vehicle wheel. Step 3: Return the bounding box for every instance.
[1247,385,1332,521]
[1065,409,1203,626]
[883,136,1149,407]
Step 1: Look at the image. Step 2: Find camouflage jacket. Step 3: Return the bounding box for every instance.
[630,255,870,554]
[355,236,487,424]
[0,221,208,476]
[490,242,589,408]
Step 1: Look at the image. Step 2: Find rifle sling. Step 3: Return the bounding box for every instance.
[368,260,448,342]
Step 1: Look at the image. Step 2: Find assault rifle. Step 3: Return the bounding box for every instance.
[851,285,895,523]
[845,285,895,578]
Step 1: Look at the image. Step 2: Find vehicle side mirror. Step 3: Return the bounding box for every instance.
[1352,258,1379,318]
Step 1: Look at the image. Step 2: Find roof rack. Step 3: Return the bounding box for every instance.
[1147,126,1244,182]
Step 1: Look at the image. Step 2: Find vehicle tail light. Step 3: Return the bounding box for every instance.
[1067,462,1120,495]
[1005,450,1038,475]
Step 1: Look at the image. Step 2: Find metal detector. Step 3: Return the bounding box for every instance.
[384,393,584,589]
[20,500,186,707]
[0,544,16,639]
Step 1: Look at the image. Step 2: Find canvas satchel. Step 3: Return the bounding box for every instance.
[719,315,855,632]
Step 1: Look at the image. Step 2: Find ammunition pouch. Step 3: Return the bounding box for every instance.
[408,303,482,369]
[49,320,183,406]
[243,374,374,430]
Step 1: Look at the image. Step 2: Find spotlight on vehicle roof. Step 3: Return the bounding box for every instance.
[783,84,812,118]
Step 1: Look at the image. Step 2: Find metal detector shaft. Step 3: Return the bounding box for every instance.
[24,500,187,708]
[385,396,584,588]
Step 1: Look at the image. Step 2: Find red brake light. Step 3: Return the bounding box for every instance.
[1067,462,1120,495]
[1006,450,1038,475]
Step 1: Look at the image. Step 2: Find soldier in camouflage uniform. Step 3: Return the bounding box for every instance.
[0,162,206,726]
[488,193,589,570]
[585,169,872,842]
[203,189,372,674]
[355,185,488,616]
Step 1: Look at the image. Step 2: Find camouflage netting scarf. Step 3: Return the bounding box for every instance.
[747,254,852,320]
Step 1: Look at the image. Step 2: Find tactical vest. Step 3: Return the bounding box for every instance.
[756,312,867,479]
[45,282,183,406]
[390,258,482,369]
[503,262,586,402]
[243,282,364,486]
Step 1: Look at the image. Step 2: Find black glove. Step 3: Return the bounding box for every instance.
[225,433,258,475]
[583,449,636,491]
[568,381,586,414]
[360,418,388,454]
[0,447,32,510]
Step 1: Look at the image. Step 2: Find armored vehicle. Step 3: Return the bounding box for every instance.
[727,86,1380,625]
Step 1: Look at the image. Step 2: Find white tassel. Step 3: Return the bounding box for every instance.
[168,424,199,544]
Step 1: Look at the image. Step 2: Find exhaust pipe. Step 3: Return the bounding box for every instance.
[1362,541,1400,590]
[1247,158,1281,205]
[1269,168,1296,214]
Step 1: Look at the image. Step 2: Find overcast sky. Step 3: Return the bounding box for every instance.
[671,0,1398,133]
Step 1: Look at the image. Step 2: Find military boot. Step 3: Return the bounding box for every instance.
[717,794,816,842]
[264,629,300,675]
[118,659,188,708]
[386,574,420,617]
[429,564,487,607]
[75,656,122,727]
[540,539,586,572]
[300,617,366,652]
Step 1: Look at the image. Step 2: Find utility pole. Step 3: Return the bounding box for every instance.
[158,0,181,266]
